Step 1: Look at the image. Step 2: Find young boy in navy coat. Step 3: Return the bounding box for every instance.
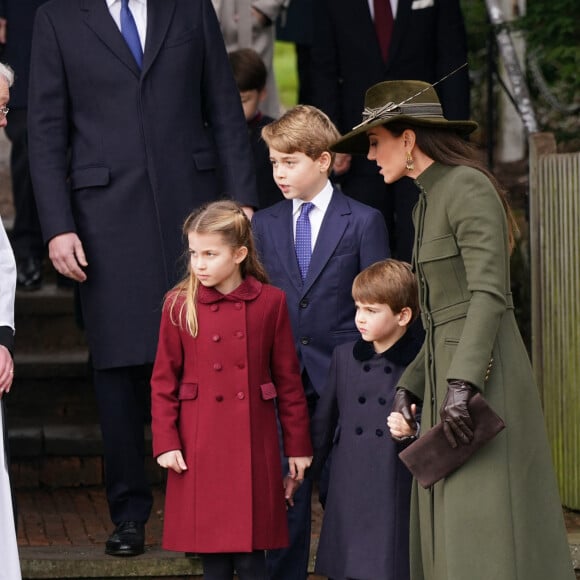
[310,259,422,580]
[251,104,390,580]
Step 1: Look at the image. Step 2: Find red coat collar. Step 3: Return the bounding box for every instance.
[197,275,263,304]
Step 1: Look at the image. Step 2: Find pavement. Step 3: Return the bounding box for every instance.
[15,484,323,579]
[14,482,580,579]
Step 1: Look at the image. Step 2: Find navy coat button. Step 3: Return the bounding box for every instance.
[300,337,310,345]
[213,363,222,371]
[378,397,386,405]
[212,334,221,342]
[363,364,371,372]
[299,299,308,308]
[355,427,363,435]
[376,429,384,437]
[384,366,392,374]
[358,396,366,404]
[237,392,245,400]
[215,395,223,402]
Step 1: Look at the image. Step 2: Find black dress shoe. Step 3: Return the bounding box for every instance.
[105,521,145,556]
[16,256,43,291]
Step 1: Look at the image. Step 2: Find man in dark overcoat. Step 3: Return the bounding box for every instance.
[310,0,470,261]
[27,0,257,556]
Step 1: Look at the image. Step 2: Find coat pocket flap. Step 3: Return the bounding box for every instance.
[260,382,277,400]
[193,150,218,171]
[70,167,110,190]
[418,234,459,263]
[178,382,199,400]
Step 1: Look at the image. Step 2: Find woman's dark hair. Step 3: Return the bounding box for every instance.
[388,122,518,251]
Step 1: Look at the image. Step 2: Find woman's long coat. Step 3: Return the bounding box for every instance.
[311,334,421,580]
[398,163,574,580]
[151,277,312,553]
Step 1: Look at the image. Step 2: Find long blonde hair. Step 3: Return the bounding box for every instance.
[167,200,269,337]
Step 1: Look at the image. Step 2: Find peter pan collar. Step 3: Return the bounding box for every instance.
[352,327,422,366]
[197,275,263,304]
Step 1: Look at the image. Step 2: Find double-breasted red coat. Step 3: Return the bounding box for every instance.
[151,276,312,553]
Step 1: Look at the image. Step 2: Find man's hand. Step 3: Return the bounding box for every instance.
[0,345,14,399]
[156,450,188,474]
[48,233,88,282]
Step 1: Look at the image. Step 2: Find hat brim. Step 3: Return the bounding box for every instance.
[331,115,479,155]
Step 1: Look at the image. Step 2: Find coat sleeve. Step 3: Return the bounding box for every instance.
[0,221,15,355]
[150,299,185,457]
[397,341,426,401]
[269,293,313,458]
[200,0,258,207]
[28,5,76,242]
[359,207,391,268]
[445,170,511,390]
[309,346,339,478]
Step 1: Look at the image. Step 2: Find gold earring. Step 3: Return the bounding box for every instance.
[406,152,414,172]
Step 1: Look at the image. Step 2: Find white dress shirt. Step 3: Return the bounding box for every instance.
[106,0,148,50]
[292,180,334,252]
[367,0,399,19]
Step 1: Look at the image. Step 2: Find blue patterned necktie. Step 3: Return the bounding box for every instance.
[121,0,143,69]
[295,202,314,281]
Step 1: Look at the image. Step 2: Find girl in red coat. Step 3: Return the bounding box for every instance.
[151,200,313,579]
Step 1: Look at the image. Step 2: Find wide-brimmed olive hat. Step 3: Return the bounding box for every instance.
[332,80,478,154]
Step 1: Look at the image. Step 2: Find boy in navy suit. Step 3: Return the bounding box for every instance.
[252,105,390,580]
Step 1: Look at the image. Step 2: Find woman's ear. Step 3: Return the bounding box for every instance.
[402,129,417,151]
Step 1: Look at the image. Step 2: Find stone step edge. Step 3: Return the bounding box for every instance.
[16,541,580,579]
[13,351,90,379]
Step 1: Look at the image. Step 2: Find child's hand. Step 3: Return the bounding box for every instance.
[157,450,188,474]
[288,456,312,481]
[388,404,418,440]
[283,474,302,507]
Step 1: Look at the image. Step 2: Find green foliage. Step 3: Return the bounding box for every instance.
[273,41,298,110]
[518,0,580,100]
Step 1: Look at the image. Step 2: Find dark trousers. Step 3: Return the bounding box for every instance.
[266,375,319,580]
[3,108,44,262]
[93,365,153,525]
[201,551,267,580]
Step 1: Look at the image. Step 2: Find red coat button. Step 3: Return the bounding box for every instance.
[213,363,222,371]
[235,331,244,339]
[210,304,219,312]
[215,395,223,402]
[234,302,242,310]
[237,392,245,400]
[212,335,221,342]
[237,362,246,369]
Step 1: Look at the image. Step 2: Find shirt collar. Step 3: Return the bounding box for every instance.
[292,180,333,216]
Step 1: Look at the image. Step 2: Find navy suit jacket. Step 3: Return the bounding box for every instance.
[28,0,257,369]
[252,189,390,394]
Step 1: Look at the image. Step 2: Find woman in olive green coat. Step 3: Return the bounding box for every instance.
[332,80,575,580]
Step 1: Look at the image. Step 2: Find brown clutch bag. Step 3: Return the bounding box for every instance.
[398,393,505,488]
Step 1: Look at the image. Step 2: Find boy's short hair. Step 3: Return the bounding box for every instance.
[228,48,267,92]
[261,105,341,172]
[352,259,420,322]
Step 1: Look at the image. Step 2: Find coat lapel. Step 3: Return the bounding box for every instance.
[302,190,350,295]
[80,0,141,77]
[271,203,303,293]
[386,0,412,68]
[142,0,176,77]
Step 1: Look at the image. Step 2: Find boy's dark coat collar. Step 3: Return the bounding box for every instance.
[353,327,421,366]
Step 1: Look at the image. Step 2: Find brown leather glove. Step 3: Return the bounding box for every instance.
[440,380,475,448]
[392,388,421,433]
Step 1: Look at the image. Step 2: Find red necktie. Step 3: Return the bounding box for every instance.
[373,0,394,62]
